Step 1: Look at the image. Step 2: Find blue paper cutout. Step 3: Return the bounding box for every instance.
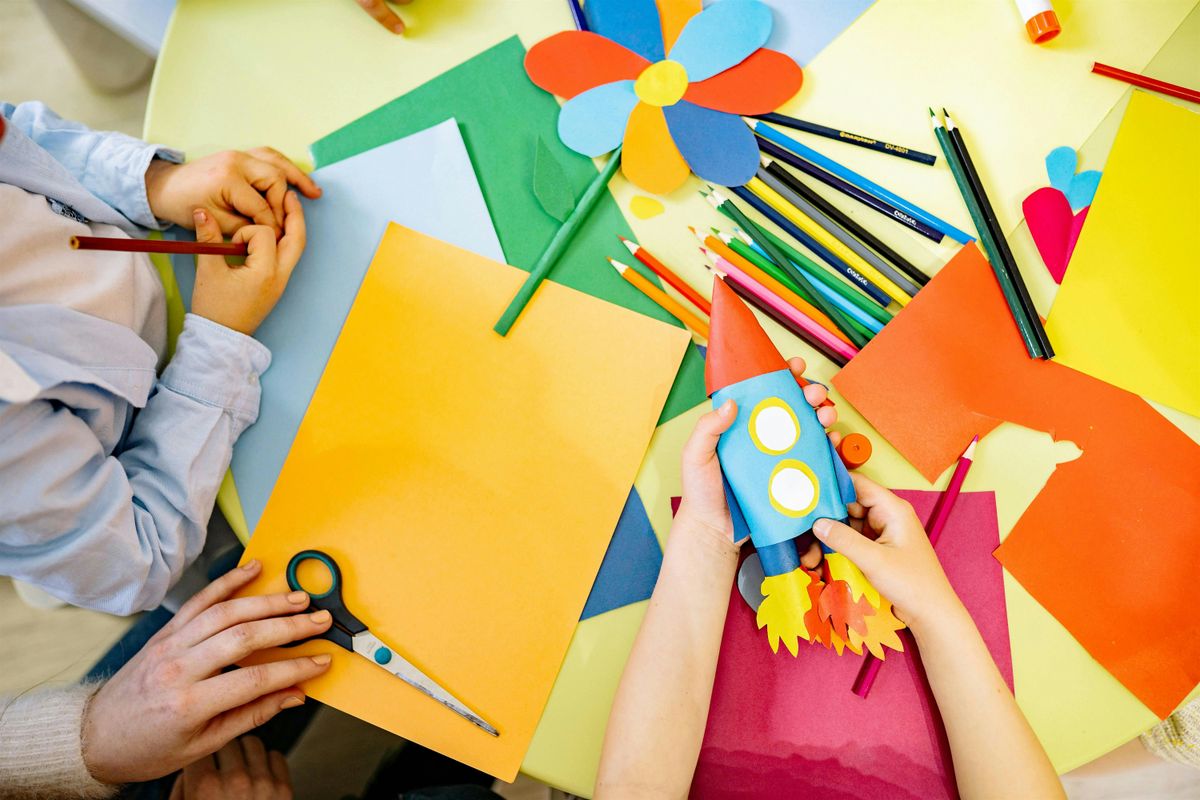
[745,0,875,66]
[664,100,760,186]
[559,80,640,157]
[1045,146,1102,211]
[580,487,663,620]
[583,0,665,62]
[669,0,772,82]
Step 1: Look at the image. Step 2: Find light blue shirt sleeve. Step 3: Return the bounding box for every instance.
[0,101,182,229]
[0,315,270,615]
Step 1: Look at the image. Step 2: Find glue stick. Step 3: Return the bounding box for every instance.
[1013,0,1061,43]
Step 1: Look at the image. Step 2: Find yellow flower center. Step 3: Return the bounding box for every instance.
[634,60,689,107]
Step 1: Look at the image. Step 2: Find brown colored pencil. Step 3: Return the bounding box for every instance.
[70,235,248,257]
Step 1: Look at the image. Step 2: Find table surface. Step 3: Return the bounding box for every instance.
[146,1,1200,795]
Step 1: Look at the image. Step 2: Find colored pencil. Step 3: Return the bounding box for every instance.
[707,189,869,348]
[1092,62,1200,105]
[752,170,920,301]
[567,0,589,31]
[702,251,858,363]
[495,147,622,336]
[724,235,883,335]
[70,235,247,257]
[754,121,974,245]
[715,271,849,367]
[609,258,709,340]
[723,226,893,324]
[755,112,938,166]
[724,185,893,307]
[700,233,860,346]
[761,161,931,287]
[943,110,1052,358]
[757,136,945,243]
[929,110,1042,358]
[853,435,978,698]
[618,235,710,315]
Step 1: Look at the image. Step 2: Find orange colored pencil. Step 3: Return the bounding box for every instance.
[702,234,853,348]
[609,258,710,340]
[618,235,711,315]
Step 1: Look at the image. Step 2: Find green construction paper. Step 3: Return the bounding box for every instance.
[311,37,706,424]
[533,137,577,223]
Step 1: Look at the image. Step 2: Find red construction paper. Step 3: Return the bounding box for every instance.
[524,31,649,99]
[1022,186,1090,283]
[694,491,1011,800]
[683,48,804,114]
[832,245,1200,718]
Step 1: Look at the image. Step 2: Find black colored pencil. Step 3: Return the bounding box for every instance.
[757,136,944,243]
[761,161,931,287]
[943,110,1053,359]
[567,0,588,30]
[756,112,938,166]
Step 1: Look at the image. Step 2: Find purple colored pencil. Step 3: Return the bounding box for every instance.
[567,0,589,31]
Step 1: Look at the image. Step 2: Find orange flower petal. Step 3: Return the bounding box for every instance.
[526,31,652,99]
[655,0,702,52]
[683,48,804,115]
[622,103,691,194]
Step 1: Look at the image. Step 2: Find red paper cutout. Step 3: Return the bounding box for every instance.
[1023,186,1090,283]
[524,31,650,100]
[683,48,804,114]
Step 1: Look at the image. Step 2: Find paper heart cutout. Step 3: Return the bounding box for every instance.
[1023,186,1090,283]
[1045,146,1102,211]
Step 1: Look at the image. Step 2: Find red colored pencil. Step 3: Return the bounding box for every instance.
[852,435,978,698]
[619,235,711,315]
[1092,62,1200,105]
[71,235,248,257]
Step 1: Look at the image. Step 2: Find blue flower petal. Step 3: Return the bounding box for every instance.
[558,80,640,157]
[668,0,773,82]
[584,0,666,62]
[663,101,759,186]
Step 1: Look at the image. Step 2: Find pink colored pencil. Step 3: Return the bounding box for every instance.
[702,249,859,363]
[852,435,979,698]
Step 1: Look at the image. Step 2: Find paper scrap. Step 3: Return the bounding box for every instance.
[580,488,663,620]
[833,243,1200,719]
[630,195,666,219]
[1022,186,1089,284]
[236,223,689,780]
[694,491,1011,800]
[1044,146,1103,211]
[533,137,578,221]
[1046,92,1200,419]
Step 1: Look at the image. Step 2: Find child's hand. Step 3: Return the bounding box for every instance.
[168,737,292,800]
[812,473,961,631]
[145,148,321,236]
[678,357,837,555]
[189,195,305,336]
[354,0,413,34]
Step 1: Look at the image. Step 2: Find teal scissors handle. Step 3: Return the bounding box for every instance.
[286,550,368,651]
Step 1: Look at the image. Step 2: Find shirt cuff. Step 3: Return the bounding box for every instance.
[129,147,185,230]
[159,314,272,426]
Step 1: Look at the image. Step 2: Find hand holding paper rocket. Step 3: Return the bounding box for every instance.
[706,277,903,658]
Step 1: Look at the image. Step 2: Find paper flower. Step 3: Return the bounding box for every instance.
[525,0,803,194]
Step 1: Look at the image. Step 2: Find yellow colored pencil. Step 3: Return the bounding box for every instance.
[746,177,910,307]
[609,258,710,340]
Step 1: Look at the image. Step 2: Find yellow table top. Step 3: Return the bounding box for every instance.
[146,1,1200,795]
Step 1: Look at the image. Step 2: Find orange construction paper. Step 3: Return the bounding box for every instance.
[684,48,804,114]
[525,30,650,99]
[622,102,690,194]
[656,0,702,52]
[237,223,689,779]
[833,244,1200,719]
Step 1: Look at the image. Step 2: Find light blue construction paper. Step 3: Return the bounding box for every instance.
[558,80,639,157]
[584,0,665,61]
[172,119,503,531]
[580,488,663,620]
[1045,146,1102,211]
[664,100,759,185]
[706,0,875,66]
[670,0,772,81]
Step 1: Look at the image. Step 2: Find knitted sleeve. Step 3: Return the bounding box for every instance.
[0,684,117,798]
[1141,695,1200,769]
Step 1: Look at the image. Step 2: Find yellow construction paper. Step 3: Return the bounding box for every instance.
[1046,93,1200,417]
[236,224,688,780]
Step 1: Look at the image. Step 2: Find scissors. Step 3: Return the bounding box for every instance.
[286,549,499,737]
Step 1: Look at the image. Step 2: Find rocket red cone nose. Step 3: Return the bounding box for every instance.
[705,276,788,395]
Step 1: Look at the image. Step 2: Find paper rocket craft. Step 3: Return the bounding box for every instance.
[706,277,904,657]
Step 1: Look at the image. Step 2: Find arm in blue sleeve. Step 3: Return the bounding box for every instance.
[0,101,182,229]
[0,315,269,614]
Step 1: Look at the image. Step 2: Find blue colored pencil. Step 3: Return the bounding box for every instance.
[757,137,944,243]
[755,121,974,245]
[567,0,588,31]
[727,185,893,307]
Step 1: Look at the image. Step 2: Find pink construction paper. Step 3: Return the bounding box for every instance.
[693,490,1011,800]
[1023,186,1090,284]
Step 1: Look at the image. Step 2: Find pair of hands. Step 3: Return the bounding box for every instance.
[677,357,960,631]
[145,148,319,336]
[168,737,292,800]
[82,560,334,785]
